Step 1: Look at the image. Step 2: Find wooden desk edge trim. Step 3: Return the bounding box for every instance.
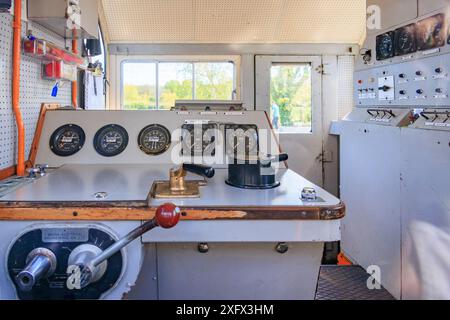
[0,202,345,221]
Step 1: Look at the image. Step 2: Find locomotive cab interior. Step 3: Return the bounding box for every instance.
[0,0,449,303]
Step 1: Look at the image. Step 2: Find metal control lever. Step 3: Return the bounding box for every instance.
[35,164,49,175]
[73,203,181,289]
[27,164,49,178]
[16,248,57,292]
[260,153,289,167]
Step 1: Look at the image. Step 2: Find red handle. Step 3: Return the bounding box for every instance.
[154,203,181,229]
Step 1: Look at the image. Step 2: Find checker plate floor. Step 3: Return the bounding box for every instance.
[315,266,395,300]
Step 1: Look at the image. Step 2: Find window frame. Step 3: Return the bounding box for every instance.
[118,56,241,110]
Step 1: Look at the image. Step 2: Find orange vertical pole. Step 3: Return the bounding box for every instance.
[12,0,25,176]
[72,29,78,108]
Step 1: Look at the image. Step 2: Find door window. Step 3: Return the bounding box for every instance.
[270,63,312,133]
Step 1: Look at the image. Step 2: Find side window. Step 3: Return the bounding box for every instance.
[158,62,193,110]
[121,60,236,110]
[194,62,235,100]
[122,62,157,110]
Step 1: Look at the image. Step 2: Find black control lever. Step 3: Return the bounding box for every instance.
[260,153,289,167]
[378,85,391,92]
[183,163,215,179]
[367,109,396,118]
[273,153,289,163]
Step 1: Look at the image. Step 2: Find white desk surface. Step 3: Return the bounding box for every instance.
[0,164,340,208]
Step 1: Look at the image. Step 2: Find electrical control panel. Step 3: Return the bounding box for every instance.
[355,7,450,108]
[355,53,450,107]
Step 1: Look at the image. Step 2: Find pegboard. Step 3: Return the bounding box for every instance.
[337,55,354,120]
[0,3,71,170]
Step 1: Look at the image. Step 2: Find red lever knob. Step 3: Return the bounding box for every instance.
[155,203,181,229]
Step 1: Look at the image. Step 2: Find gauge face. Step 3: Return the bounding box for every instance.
[376,32,395,60]
[94,124,129,157]
[181,123,217,157]
[394,24,416,56]
[50,124,85,157]
[138,124,171,155]
[225,124,259,156]
[416,14,446,51]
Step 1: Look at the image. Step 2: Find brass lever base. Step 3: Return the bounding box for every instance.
[151,180,201,198]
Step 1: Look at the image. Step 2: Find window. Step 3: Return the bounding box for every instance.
[270,63,312,133]
[122,61,236,110]
[123,62,157,110]
[194,62,235,100]
[159,63,193,109]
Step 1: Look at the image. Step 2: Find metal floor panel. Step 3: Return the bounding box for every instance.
[315,266,395,300]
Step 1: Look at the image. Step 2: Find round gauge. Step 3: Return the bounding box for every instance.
[138,124,171,156]
[397,33,414,53]
[394,25,416,55]
[416,14,446,50]
[226,126,259,155]
[94,124,129,157]
[376,32,394,60]
[181,124,216,156]
[50,124,85,157]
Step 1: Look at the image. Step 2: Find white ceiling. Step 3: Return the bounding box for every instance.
[100,0,366,44]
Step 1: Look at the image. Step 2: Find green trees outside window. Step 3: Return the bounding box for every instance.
[122,61,234,110]
[270,64,312,132]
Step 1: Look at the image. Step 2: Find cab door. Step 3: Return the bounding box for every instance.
[255,55,323,186]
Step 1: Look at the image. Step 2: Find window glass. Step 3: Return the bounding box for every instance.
[270,63,312,133]
[122,60,235,109]
[159,63,193,110]
[194,62,234,100]
[122,62,157,110]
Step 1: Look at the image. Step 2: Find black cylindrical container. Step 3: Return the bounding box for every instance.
[225,154,288,189]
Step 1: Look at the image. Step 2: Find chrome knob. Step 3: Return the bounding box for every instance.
[16,248,57,292]
[301,187,317,201]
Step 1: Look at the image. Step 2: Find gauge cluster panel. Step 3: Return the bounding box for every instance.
[36,110,280,168]
[357,9,450,72]
[374,13,449,63]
